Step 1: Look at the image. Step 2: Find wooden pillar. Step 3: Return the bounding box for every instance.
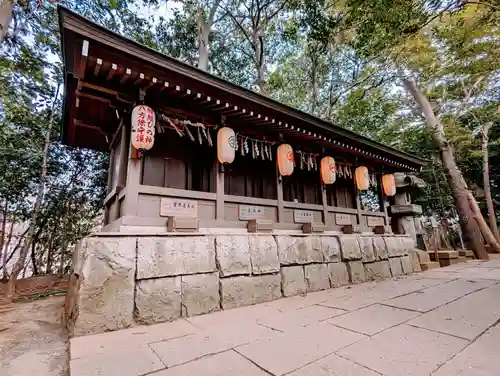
[215,161,224,221]
[117,124,129,187]
[276,168,285,223]
[106,148,116,194]
[321,183,329,226]
[378,174,389,226]
[355,187,363,226]
[121,129,142,217]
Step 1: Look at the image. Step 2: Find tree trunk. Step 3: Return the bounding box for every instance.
[196,1,222,71]
[481,122,500,242]
[0,198,7,276]
[1,220,13,278]
[251,28,266,94]
[0,0,14,43]
[468,191,500,253]
[197,23,210,71]
[30,242,38,275]
[5,99,56,299]
[402,76,489,259]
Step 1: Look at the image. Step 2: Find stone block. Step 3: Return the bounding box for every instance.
[408,249,422,272]
[220,274,282,309]
[359,236,375,262]
[135,277,181,325]
[304,264,330,292]
[430,250,459,260]
[384,236,401,258]
[400,236,414,255]
[65,236,136,336]
[181,272,220,317]
[373,236,388,260]
[281,266,307,297]
[364,261,391,281]
[320,236,341,263]
[215,236,251,277]
[389,257,403,277]
[276,236,323,265]
[421,261,440,271]
[248,235,280,275]
[347,261,366,284]
[340,236,362,260]
[137,236,216,279]
[413,248,431,263]
[328,263,350,288]
[400,255,413,275]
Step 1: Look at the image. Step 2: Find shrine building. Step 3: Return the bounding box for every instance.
[59,6,427,336]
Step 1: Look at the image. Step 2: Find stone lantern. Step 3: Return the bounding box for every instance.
[389,173,426,245]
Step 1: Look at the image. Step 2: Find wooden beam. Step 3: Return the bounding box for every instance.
[93,58,102,76]
[145,77,157,91]
[159,81,169,92]
[133,72,145,86]
[107,63,117,81]
[76,40,89,79]
[120,68,131,84]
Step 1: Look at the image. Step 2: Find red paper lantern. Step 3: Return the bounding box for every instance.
[131,105,155,150]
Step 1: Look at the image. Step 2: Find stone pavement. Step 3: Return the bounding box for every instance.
[70,259,500,376]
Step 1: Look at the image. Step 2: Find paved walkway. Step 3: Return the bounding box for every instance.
[70,259,500,376]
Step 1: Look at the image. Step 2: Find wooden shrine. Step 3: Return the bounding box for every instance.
[59,7,426,234]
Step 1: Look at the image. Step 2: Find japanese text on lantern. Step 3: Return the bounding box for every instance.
[131,105,155,150]
[135,106,154,144]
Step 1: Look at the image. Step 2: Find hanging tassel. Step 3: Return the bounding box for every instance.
[255,140,259,158]
[240,136,245,156]
[166,117,184,138]
[244,137,249,154]
[206,128,213,147]
[183,122,195,142]
[197,127,203,144]
[261,141,265,160]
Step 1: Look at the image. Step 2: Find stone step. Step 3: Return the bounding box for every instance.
[420,261,440,271]
[458,250,474,258]
[438,257,467,267]
[412,249,430,263]
[429,250,459,261]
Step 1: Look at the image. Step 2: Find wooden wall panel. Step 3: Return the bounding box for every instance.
[137,194,216,220]
[137,194,161,217]
[223,203,277,222]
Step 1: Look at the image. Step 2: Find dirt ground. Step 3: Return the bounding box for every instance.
[0,296,69,376]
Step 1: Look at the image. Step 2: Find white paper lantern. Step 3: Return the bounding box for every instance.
[382,174,396,196]
[277,144,294,176]
[131,105,155,150]
[217,127,236,164]
[320,156,336,184]
[355,166,370,191]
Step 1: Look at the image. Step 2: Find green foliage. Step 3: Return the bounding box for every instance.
[1,0,499,275]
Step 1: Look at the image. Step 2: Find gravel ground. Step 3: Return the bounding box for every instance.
[0,296,69,376]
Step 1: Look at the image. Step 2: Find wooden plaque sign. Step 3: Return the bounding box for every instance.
[335,213,352,225]
[160,198,198,218]
[239,205,265,220]
[294,209,314,223]
[367,216,385,227]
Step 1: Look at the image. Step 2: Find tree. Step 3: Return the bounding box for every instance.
[224,0,289,93]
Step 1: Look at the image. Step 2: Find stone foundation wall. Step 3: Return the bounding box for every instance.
[64,233,417,336]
